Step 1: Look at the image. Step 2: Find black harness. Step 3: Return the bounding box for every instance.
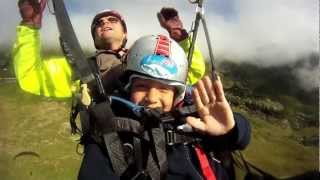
[71,92,202,180]
[102,96,202,180]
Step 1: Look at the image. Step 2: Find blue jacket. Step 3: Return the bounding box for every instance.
[78,97,251,180]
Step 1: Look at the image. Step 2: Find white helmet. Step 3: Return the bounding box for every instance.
[124,34,189,105]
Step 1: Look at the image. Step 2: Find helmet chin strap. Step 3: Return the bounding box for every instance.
[120,34,128,49]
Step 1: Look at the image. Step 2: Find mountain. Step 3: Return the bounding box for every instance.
[214,55,318,178]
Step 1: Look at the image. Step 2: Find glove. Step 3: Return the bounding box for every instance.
[18,0,47,28]
[157,7,189,42]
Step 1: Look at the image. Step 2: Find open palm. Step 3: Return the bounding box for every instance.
[186,75,235,136]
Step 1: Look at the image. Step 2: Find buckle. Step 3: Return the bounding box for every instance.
[165,130,176,146]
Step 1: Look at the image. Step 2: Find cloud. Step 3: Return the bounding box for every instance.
[293,55,319,91]
[0,0,20,48]
[1,0,317,64]
[295,67,319,91]
[201,0,318,65]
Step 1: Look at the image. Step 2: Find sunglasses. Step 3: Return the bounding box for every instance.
[95,17,120,27]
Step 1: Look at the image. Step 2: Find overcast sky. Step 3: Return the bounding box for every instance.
[0,0,318,65]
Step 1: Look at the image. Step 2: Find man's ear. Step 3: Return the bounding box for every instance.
[123,33,127,40]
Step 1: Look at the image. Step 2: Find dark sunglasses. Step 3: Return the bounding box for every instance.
[95,17,120,27]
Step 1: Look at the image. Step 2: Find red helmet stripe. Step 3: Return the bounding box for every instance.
[154,35,170,57]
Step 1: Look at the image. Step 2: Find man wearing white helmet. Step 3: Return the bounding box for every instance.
[79,35,251,180]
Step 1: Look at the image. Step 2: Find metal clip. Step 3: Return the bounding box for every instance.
[209,152,221,164]
[166,130,176,146]
[80,83,91,106]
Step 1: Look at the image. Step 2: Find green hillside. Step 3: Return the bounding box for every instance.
[218,58,318,178]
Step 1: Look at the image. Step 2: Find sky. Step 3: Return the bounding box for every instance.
[0,0,318,88]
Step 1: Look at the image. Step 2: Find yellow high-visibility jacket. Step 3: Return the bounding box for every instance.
[12,25,205,98]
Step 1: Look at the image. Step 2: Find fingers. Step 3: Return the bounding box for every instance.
[203,76,216,103]
[195,78,210,105]
[192,88,204,109]
[193,75,216,106]
[213,76,226,102]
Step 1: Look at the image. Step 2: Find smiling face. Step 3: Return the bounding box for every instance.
[94,15,127,50]
[130,78,175,112]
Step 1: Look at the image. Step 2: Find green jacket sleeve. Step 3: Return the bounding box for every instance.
[12,25,73,98]
[179,37,206,85]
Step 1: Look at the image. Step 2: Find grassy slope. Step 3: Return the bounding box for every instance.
[236,108,318,178]
[0,82,81,180]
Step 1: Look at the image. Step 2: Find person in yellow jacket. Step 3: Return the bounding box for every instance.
[13,0,206,99]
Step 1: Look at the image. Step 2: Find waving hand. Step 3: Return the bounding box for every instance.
[186,76,235,136]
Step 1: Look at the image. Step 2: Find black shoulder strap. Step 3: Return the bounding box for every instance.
[52,0,95,84]
[148,128,168,180]
[103,133,129,174]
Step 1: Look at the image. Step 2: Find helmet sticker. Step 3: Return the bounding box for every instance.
[140,55,178,79]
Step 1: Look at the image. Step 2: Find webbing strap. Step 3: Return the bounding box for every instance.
[103,133,128,175]
[194,145,217,180]
[69,97,80,134]
[79,110,90,135]
[53,0,95,83]
[147,129,168,180]
[133,137,145,172]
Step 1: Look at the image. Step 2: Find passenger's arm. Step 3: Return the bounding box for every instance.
[157,7,205,85]
[13,0,74,98]
[179,38,205,85]
[202,113,251,151]
[12,24,73,98]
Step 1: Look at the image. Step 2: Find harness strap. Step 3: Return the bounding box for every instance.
[103,133,129,174]
[112,117,143,134]
[70,96,91,136]
[133,138,153,180]
[194,145,217,180]
[134,137,145,172]
[148,129,168,180]
[89,101,143,135]
[79,110,90,135]
[69,97,80,134]
[120,141,148,180]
